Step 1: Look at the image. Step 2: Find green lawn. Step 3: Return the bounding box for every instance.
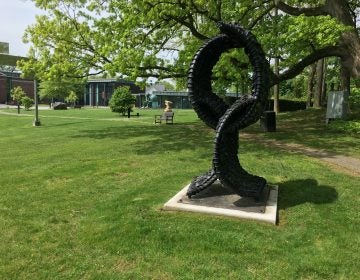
[244,107,360,158]
[0,107,359,279]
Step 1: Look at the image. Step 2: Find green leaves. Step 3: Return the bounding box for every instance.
[109,86,136,115]
[21,0,359,91]
[10,86,27,114]
[65,91,79,105]
[39,79,84,100]
[212,49,251,95]
[286,15,349,49]
[11,86,26,103]
[21,96,34,111]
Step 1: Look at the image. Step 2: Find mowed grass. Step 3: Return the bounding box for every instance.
[0,107,359,279]
[244,107,360,158]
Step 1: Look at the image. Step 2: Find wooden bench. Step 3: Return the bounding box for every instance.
[154,111,174,124]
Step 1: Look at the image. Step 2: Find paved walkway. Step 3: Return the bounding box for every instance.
[0,108,151,124]
[242,133,360,177]
[0,104,50,110]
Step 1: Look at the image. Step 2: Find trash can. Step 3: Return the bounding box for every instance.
[260,111,276,132]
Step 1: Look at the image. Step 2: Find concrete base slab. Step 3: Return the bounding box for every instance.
[163,181,278,224]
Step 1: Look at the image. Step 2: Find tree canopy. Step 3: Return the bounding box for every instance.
[19,0,360,92]
[38,79,84,101]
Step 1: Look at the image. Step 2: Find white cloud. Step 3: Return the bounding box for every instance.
[0,0,44,56]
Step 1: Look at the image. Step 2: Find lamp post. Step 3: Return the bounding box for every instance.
[33,79,41,126]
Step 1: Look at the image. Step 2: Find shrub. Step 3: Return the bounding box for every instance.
[266,99,307,112]
[330,120,360,134]
[65,91,79,107]
[349,88,360,107]
[109,86,135,115]
[221,97,307,111]
[21,96,34,111]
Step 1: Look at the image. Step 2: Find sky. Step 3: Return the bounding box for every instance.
[0,0,44,57]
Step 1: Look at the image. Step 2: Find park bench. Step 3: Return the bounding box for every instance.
[154,111,174,124]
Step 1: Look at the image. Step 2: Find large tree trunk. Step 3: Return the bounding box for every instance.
[307,63,316,108]
[276,0,360,85]
[328,1,360,91]
[314,59,325,108]
[273,6,280,113]
[340,64,351,115]
[321,58,327,106]
[273,56,280,113]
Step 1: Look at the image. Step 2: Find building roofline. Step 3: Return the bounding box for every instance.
[87,78,136,84]
[152,91,188,96]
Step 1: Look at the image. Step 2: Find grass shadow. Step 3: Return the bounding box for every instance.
[279,178,338,209]
[244,108,360,157]
[71,123,214,155]
[44,121,90,127]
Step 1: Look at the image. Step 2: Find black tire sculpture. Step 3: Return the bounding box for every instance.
[187,22,270,199]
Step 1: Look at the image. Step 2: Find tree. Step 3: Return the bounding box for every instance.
[275,1,360,88]
[38,79,84,103]
[109,86,135,116]
[20,0,360,97]
[11,86,26,114]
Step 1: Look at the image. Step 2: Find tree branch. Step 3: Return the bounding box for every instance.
[248,4,275,30]
[138,65,179,72]
[163,14,209,40]
[189,0,222,22]
[66,70,105,79]
[160,10,209,41]
[136,72,186,79]
[275,0,329,16]
[271,45,344,85]
[137,65,186,79]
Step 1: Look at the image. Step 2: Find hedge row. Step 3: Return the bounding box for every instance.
[223,97,307,112]
[265,99,307,112]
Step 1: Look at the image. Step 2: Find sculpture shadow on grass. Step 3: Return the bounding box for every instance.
[279,179,338,210]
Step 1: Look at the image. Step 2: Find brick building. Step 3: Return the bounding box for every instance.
[0,71,34,104]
